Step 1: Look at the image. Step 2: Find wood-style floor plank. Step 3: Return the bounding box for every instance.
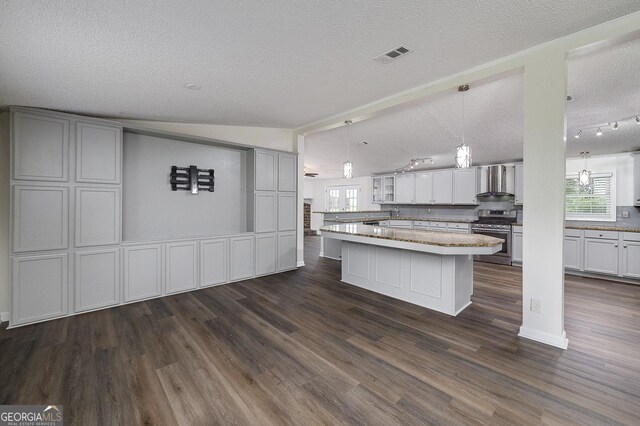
[1,235,639,425]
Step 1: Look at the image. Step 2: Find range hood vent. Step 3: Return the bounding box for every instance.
[477,165,515,197]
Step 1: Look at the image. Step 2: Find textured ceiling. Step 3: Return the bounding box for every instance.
[305,37,640,178]
[1,1,640,128]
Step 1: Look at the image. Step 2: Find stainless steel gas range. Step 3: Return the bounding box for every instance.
[471,209,517,265]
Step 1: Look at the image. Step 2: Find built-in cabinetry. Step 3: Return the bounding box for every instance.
[514,163,523,205]
[372,176,395,203]
[9,107,298,327]
[512,225,639,281]
[380,220,471,233]
[374,167,478,205]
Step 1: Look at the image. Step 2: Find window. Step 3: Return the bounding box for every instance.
[325,185,360,212]
[565,171,616,221]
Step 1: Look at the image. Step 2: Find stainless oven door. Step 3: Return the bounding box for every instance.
[471,229,511,264]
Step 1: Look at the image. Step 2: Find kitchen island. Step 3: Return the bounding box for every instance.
[320,224,503,316]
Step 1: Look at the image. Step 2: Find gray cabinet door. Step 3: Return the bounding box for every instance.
[453,168,478,205]
[278,232,297,271]
[515,163,524,205]
[13,185,69,252]
[75,249,120,312]
[255,192,277,233]
[395,173,415,204]
[75,187,121,247]
[584,238,618,275]
[230,236,255,281]
[278,153,297,192]
[165,242,198,294]
[622,240,640,279]
[76,122,122,184]
[278,193,296,231]
[123,244,162,302]
[256,233,277,276]
[200,238,228,287]
[13,111,70,182]
[12,253,68,325]
[512,231,523,263]
[432,170,453,204]
[564,236,582,270]
[414,172,433,204]
[255,150,277,191]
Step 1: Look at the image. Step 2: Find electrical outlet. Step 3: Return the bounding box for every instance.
[622,210,630,218]
[530,299,542,313]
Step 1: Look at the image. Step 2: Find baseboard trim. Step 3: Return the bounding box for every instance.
[0,311,10,323]
[296,260,305,267]
[518,326,568,350]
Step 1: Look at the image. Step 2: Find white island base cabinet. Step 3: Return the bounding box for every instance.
[341,241,473,316]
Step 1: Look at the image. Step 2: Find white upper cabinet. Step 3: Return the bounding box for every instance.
[13,185,69,252]
[414,172,434,204]
[633,154,640,207]
[278,153,297,192]
[432,170,453,204]
[13,111,69,182]
[453,168,478,205]
[395,173,415,204]
[515,163,524,205]
[255,192,277,233]
[278,193,296,231]
[372,177,383,203]
[255,150,277,191]
[76,122,122,184]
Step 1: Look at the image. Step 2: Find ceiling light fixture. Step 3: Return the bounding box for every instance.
[455,84,471,168]
[636,116,640,124]
[185,83,201,90]
[574,130,582,139]
[578,151,592,187]
[612,122,619,130]
[343,120,353,179]
[596,127,602,136]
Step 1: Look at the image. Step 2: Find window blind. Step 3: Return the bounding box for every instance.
[565,172,615,221]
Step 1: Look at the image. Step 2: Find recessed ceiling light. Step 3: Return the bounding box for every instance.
[185,83,201,90]
[566,95,574,102]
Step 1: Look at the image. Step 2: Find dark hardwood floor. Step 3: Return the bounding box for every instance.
[1,235,640,425]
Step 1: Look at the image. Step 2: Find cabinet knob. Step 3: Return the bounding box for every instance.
[615,244,618,247]
[599,234,603,237]
[624,245,628,248]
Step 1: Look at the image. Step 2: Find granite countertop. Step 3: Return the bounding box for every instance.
[320,224,503,247]
[324,217,475,224]
[513,222,640,233]
[313,210,391,214]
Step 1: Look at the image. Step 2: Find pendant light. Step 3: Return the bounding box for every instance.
[343,120,353,179]
[455,84,471,168]
[578,151,592,187]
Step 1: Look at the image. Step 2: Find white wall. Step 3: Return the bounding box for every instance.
[121,120,294,152]
[566,153,635,206]
[0,113,9,318]
[309,176,380,230]
[122,133,247,241]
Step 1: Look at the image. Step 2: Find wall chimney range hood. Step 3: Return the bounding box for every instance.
[477,165,515,197]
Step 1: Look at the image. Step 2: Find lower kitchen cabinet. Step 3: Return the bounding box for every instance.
[256,233,277,276]
[563,235,582,271]
[230,236,255,281]
[621,239,640,279]
[512,229,523,263]
[200,238,228,287]
[123,244,162,302]
[75,249,120,312]
[584,238,619,276]
[165,242,198,294]
[12,253,68,325]
[278,232,297,271]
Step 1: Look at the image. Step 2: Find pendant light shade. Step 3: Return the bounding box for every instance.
[343,120,353,179]
[455,84,471,168]
[578,152,592,187]
[455,144,471,168]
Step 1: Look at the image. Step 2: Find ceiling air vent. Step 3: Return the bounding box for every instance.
[374,45,412,64]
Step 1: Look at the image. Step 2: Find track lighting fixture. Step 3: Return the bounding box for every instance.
[571,114,640,140]
[636,116,640,124]
[574,130,582,139]
[612,122,618,130]
[596,127,602,136]
[393,157,434,175]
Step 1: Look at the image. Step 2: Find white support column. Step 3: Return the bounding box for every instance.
[519,47,569,349]
[295,134,305,267]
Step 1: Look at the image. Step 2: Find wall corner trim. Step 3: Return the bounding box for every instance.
[0,311,10,323]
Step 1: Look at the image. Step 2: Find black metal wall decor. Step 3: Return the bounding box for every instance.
[170,165,215,194]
